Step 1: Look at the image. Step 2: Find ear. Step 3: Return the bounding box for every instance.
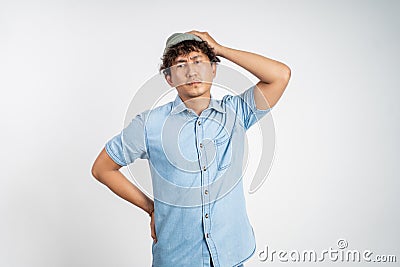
[211,62,217,78]
[164,74,174,87]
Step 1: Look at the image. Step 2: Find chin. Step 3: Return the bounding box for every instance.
[178,84,211,98]
[185,90,207,98]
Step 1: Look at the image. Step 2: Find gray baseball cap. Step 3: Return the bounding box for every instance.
[163,32,203,56]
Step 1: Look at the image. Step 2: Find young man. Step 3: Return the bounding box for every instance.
[92,31,290,267]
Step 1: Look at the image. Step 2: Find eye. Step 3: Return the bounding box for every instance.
[194,60,201,64]
[177,63,186,68]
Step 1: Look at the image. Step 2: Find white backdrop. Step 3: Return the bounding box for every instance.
[1,0,399,266]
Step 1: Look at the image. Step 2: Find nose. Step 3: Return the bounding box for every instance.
[186,62,198,78]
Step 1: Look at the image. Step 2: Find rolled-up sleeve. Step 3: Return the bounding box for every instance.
[105,113,148,166]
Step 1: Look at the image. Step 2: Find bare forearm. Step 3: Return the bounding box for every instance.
[96,170,154,215]
[187,30,290,84]
[218,46,289,84]
[187,30,290,110]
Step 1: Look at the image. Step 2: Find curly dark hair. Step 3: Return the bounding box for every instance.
[160,39,220,75]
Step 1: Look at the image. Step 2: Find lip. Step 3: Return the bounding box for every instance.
[187,81,202,86]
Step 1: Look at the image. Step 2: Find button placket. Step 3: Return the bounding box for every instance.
[196,118,217,265]
[197,118,212,243]
[199,141,211,220]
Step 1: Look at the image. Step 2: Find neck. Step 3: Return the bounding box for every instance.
[180,95,211,116]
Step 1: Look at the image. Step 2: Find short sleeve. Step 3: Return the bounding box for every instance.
[105,113,148,166]
[223,85,272,130]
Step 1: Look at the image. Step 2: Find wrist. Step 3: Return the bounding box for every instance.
[148,209,154,217]
[215,45,226,57]
[217,45,234,59]
[147,202,154,217]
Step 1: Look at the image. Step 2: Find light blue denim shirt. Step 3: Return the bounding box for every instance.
[105,85,272,267]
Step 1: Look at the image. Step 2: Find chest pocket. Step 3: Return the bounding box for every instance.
[214,133,232,171]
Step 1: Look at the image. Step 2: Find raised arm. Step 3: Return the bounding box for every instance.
[91,148,157,242]
[188,30,291,109]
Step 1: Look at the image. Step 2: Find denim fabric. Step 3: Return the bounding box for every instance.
[105,85,271,267]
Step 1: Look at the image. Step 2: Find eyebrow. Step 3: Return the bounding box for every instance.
[175,55,203,63]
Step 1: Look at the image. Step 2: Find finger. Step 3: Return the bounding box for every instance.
[151,223,157,241]
[186,30,196,36]
[151,231,157,241]
[187,30,199,34]
[186,30,204,39]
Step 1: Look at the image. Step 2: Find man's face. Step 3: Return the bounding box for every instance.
[165,50,216,101]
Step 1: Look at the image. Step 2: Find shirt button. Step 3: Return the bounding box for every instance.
[206,233,209,238]
[197,120,201,126]
[199,143,203,148]
[202,166,207,171]
[205,213,209,218]
[204,189,208,195]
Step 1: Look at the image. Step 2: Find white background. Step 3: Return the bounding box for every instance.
[1,0,399,266]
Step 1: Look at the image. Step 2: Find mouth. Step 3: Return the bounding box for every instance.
[186,81,202,86]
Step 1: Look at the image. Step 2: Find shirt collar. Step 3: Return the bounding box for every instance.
[170,93,225,115]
